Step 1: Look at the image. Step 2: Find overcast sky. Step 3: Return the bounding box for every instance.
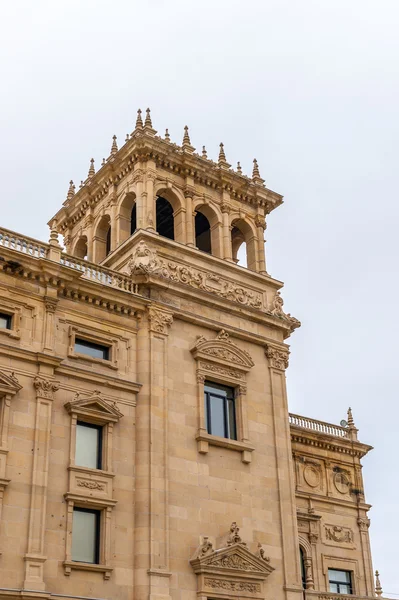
[1,0,398,594]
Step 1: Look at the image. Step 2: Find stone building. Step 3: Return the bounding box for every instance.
[0,109,382,600]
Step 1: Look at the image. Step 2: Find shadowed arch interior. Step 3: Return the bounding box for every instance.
[74,236,88,259]
[156,197,174,240]
[231,218,257,270]
[195,212,211,254]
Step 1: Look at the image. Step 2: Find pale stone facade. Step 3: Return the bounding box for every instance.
[0,109,382,600]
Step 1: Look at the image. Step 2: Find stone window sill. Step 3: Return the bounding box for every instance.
[196,431,254,464]
[0,327,20,340]
[64,560,113,580]
[69,352,118,370]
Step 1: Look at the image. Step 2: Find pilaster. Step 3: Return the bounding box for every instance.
[23,374,59,591]
[265,343,303,600]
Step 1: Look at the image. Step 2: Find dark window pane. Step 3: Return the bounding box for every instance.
[76,422,102,469]
[72,509,99,563]
[74,338,109,360]
[329,583,339,593]
[329,570,351,583]
[209,394,225,437]
[227,398,237,440]
[0,313,12,329]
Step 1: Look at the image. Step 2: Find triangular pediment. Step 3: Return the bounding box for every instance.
[64,391,123,421]
[191,543,274,578]
[191,331,254,371]
[0,371,22,397]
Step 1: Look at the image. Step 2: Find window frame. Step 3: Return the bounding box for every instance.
[0,312,12,330]
[68,325,118,369]
[75,421,103,470]
[328,569,353,595]
[71,507,101,564]
[0,302,21,340]
[204,382,237,440]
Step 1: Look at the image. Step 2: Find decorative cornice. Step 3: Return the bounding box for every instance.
[148,307,173,335]
[191,330,254,370]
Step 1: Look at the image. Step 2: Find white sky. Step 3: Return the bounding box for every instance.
[0,0,398,593]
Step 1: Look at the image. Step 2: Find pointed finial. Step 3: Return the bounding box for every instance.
[252,158,265,184]
[80,180,84,188]
[218,143,231,169]
[66,180,75,201]
[135,108,143,129]
[125,133,130,142]
[144,107,152,128]
[88,158,95,178]
[202,145,208,158]
[347,407,356,428]
[111,134,118,155]
[101,158,106,166]
[48,220,61,248]
[375,571,382,597]
[182,125,195,153]
[236,161,242,174]
[164,128,170,142]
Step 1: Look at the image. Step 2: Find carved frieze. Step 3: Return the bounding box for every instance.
[204,578,261,593]
[125,241,263,309]
[199,361,245,381]
[76,479,105,491]
[191,331,254,371]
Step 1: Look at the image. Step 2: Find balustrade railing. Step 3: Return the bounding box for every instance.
[0,227,48,259]
[289,413,349,438]
[0,226,138,295]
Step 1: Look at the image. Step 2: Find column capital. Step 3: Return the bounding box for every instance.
[34,376,60,400]
[265,343,290,370]
[148,307,173,335]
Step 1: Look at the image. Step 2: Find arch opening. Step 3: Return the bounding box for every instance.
[94,215,111,263]
[74,236,88,260]
[156,197,174,240]
[231,218,257,271]
[195,212,211,254]
[131,204,137,235]
[118,192,136,245]
[300,547,306,589]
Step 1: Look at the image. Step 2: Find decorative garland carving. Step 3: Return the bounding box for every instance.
[265,345,289,370]
[77,479,105,491]
[324,525,353,544]
[148,307,173,334]
[204,578,261,593]
[126,241,262,309]
[34,376,60,400]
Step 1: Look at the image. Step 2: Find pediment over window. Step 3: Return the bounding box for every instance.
[191,542,274,577]
[190,522,274,600]
[191,330,254,372]
[0,371,22,398]
[64,390,123,423]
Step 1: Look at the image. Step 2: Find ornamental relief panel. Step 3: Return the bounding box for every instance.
[295,455,325,494]
[324,524,355,548]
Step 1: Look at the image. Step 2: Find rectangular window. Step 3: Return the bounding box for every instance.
[205,382,237,440]
[76,422,102,469]
[0,313,12,330]
[72,508,100,564]
[74,338,110,361]
[328,569,352,594]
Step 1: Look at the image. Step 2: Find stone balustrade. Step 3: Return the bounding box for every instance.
[289,413,349,438]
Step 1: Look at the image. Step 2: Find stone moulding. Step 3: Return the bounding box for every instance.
[191,329,254,372]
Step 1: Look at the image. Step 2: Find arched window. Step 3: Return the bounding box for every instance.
[231,218,257,271]
[195,212,211,254]
[93,215,111,263]
[74,236,88,260]
[156,197,174,240]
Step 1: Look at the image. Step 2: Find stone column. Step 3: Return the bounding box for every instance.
[358,517,374,595]
[24,375,59,591]
[221,204,233,261]
[265,343,303,600]
[185,194,195,246]
[84,214,94,261]
[255,214,267,274]
[145,164,157,231]
[135,307,173,600]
